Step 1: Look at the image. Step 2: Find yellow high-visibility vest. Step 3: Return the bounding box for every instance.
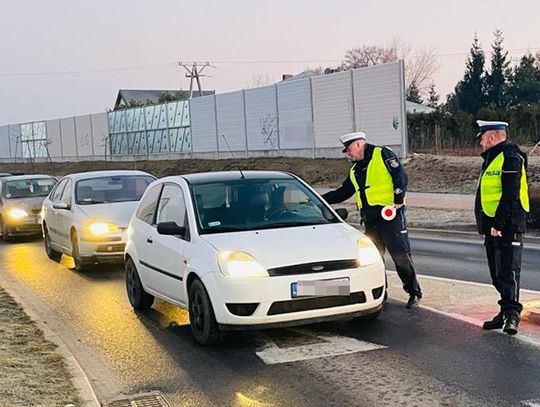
[480,152,530,217]
[349,147,395,209]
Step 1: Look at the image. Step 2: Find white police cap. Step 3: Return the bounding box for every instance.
[340,132,367,152]
[476,120,509,138]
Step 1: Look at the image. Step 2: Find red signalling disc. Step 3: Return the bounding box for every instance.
[381,205,396,221]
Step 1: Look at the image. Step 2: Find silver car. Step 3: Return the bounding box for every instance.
[0,175,57,240]
[41,170,155,271]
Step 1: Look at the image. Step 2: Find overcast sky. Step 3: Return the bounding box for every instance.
[1,0,538,126]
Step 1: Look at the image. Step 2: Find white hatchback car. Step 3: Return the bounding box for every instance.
[42,170,155,271]
[125,171,385,345]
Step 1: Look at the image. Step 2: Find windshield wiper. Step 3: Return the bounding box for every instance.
[201,226,248,233]
[251,221,328,230]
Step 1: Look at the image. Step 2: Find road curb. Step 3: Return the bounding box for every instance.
[0,283,100,407]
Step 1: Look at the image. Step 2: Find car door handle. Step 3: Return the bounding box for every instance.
[146,236,153,244]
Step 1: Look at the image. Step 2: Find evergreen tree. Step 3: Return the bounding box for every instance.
[485,29,510,108]
[448,34,486,114]
[407,82,423,104]
[426,83,440,108]
[507,53,540,106]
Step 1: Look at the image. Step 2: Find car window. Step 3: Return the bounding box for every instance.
[2,178,57,199]
[156,184,187,228]
[50,179,68,202]
[75,175,154,205]
[60,180,72,205]
[136,184,162,225]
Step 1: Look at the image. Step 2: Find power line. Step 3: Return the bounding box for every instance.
[0,47,538,78]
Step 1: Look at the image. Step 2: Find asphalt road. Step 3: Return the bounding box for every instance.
[1,238,540,407]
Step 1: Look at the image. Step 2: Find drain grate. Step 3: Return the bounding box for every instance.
[103,391,171,407]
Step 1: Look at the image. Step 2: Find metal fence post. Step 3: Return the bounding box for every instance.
[214,94,220,159]
[275,84,281,156]
[243,89,248,158]
[309,77,316,159]
[73,116,79,161]
[350,69,357,132]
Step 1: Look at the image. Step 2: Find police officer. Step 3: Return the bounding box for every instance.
[322,132,422,308]
[475,120,529,335]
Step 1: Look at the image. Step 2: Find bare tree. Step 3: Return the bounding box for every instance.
[246,73,273,88]
[341,36,439,97]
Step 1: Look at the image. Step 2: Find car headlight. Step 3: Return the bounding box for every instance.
[217,251,269,278]
[7,208,29,220]
[88,222,119,236]
[357,237,382,267]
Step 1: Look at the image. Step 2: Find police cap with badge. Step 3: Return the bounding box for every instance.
[476,120,509,138]
[340,132,367,152]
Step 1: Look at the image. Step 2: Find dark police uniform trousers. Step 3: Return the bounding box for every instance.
[484,228,523,319]
[364,209,422,298]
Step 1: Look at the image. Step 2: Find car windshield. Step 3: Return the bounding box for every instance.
[191,177,339,234]
[76,175,154,205]
[3,178,57,199]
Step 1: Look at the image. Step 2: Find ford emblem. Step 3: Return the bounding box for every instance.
[311,265,324,271]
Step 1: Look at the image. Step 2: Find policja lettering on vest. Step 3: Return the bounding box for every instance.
[322,132,422,309]
[475,120,530,335]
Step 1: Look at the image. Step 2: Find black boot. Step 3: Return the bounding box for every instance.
[406,295,420,309]
[503,318,519,335]
[482,313,504,330]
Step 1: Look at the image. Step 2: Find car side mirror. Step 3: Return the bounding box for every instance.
[157,221,187,238]
[335,208,349,220]
[53,202,71,210]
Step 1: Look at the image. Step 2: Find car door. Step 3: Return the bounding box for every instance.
[55,179,73,251]
[131,183,163,291]
[44,178,68,246]
[146,183,189,304]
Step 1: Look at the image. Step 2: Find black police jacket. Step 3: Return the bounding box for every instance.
[474,140,528,234]
[322,144,407,225]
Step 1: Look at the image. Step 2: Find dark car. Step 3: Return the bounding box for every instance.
[0,175,57,240]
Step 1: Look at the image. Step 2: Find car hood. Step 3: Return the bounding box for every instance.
[3,196,47,211]
[201,223,362,270]
[78,201,139,227]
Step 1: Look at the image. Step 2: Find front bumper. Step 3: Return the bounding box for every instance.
[201,262,385,327]
[77,231,127,264]
[3,216,42,236]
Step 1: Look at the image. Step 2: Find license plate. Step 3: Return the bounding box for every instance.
[291,277,350,298]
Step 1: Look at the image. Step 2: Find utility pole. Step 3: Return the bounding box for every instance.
[178,62,210,98]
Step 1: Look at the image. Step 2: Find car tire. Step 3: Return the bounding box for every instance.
[125,258,154,310]
[71,231,88,272]
[44,225,62,262]
[188,279,225,345]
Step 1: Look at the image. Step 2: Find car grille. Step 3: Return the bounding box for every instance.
[267,291,366,315]
[267,259,359,276]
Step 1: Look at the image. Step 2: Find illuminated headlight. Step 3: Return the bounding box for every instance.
[357,237,382,267]
[88,222,119,236]
[7,208,29,220]
[217,251,269,278]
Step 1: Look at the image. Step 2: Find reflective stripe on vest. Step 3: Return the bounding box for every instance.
[480,152,530,217]
[349,147,395,209]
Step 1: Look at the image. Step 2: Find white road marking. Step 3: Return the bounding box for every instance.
[522,400,540,406]
[254,328,386,365]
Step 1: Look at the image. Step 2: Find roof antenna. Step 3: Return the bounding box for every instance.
[221,134,244,178]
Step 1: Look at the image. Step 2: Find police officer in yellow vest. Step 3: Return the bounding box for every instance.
[322,132,422,308]
[475,120,529,335]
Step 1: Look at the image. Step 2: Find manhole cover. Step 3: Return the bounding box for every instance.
[103,391,171,407]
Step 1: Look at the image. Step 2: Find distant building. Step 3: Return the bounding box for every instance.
[114,89,215,110]
[406,100,435,114]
